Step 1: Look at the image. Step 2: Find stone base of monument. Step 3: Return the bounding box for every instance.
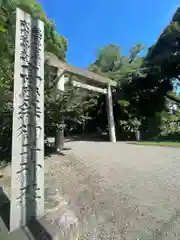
[0,187,79,240]
[0,211,79,240]
[28,208,79,240]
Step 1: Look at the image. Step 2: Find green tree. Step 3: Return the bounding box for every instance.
[144,7,180,99]
[0,0,69,160]
[88,43,145,138]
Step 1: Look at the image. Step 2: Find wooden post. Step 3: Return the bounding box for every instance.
[106,84,116,142]
[10,8,44,231]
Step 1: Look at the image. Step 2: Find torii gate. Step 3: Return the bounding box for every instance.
[45,52,117,148]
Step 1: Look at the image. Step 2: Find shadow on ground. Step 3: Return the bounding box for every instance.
[0,187,10,230]
[65,133,109,142]
[27,219,53,240]
[45,143,72,159]
[44,133,109,158]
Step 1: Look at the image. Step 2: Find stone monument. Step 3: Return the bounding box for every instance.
[10,8,44,231]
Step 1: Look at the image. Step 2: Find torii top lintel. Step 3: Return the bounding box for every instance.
[45,52,117,87]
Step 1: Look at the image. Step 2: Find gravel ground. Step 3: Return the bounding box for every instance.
[63,141,180,240]
[1,141,180,239]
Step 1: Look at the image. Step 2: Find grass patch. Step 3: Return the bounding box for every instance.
[129,141,180,147]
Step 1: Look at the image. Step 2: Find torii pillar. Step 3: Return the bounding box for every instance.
[55,68,66,152]
[106,84,116,142]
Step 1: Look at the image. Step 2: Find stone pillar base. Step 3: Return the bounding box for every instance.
[28,211,79,240]
[0,212,79,240]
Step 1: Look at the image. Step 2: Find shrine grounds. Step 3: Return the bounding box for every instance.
[1,140,180,239]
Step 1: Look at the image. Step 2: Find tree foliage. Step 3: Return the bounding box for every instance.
[44,64,98,136]
[88,43,145,136]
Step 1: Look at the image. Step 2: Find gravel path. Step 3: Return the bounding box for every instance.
[1,141,180,239]
[63,141,180,240]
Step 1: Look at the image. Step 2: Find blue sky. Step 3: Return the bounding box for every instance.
[38,0,179,68]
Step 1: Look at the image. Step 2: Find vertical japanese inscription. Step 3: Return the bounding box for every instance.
[16,19,30,209]
[10,8,44,231]
[16,19,42,206]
